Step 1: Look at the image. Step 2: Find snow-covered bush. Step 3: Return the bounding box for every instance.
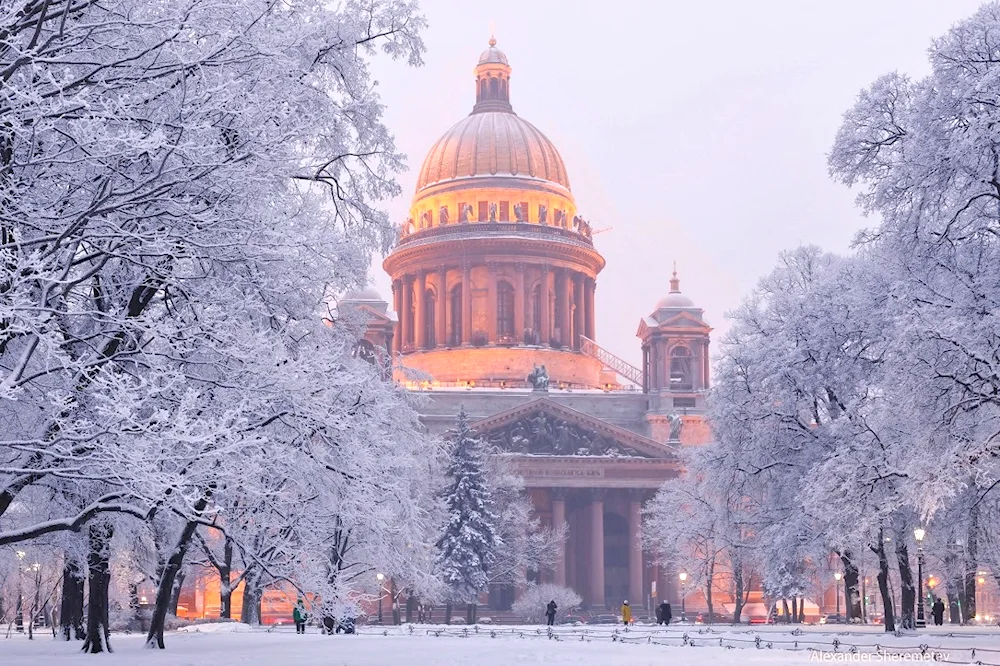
[511,584,581,624]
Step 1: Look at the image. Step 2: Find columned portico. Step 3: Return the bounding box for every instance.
[628,492,644,605]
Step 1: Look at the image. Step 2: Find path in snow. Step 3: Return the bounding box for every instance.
[3,623,999,665]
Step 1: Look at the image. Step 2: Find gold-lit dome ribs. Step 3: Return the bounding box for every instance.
[415,113,571,193]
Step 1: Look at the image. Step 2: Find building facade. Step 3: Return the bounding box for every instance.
[351,38,715,612]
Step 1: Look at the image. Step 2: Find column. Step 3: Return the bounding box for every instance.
[703,339,711,388]
[391,279,402,355]
[540,267,551,346]
[514,263,525,343]
[461,265,471,346]
[573,273,584,350]
[585,278,596,340]
[590,490,605,608]
[628,493,644,607]
[561,269,573,348]
[486,267,497,343]
[415,271,427,350]
[552,490,567,587]
[437,267,447,347]
[401,275,413,351]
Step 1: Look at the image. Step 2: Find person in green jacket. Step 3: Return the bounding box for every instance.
[293,598,308,634]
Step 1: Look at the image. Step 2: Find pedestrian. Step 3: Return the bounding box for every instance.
[658,600,672,626]
[545,599,558,626]
[293,598,307,634]
[932,597,945,626]
[620,600,632,627]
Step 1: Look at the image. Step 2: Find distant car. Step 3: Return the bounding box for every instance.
[477,617,493,625]
[819,614,847,625]
[587,614,619,625]
[634,615,656,625]
[449,617,466,625]
[559,614,586,625]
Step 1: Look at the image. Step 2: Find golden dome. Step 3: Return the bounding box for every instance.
[414,112,571,193]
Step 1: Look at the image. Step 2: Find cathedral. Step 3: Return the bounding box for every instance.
[346,38,714,612]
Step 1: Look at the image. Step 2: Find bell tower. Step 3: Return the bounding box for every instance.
[636,268,712,444]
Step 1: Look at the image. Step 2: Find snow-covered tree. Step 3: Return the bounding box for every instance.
[511,584,581,624]
[435,407,499,625]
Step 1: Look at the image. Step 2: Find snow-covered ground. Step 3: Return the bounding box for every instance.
[4,623,1000,665]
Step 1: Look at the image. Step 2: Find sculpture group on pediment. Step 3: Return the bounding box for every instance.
[527,364,549,391]
[486,411,643,458]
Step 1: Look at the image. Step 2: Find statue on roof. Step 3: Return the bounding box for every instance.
[527,364,549,391]
[538,205,548,224]
[461,204,474,223]
[514,202,525,223]
[489,202,498,222]
[439,206,449,225]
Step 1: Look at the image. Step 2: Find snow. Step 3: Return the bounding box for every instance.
[5,624,1000,665]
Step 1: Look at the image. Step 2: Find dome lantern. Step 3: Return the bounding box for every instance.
[473,36,513,114]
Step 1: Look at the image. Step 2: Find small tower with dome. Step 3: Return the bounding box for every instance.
[637,266,712,443]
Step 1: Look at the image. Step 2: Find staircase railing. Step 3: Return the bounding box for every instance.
[579,336,643,388]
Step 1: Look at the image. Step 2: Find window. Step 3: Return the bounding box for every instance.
[670,346,692,390]
[673,397,696,409]
[450,285,463,345]
[499,201,509,222]
[497,281,515,341]
[479,79,486,102]
[478,201,488,222]
[520,201,529,221]
[489,77,498,98]
[501,79,508,100]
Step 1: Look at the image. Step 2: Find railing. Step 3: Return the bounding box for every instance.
[395,221,596,248]
[579,336,643,388]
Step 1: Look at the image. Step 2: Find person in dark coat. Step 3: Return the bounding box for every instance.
[292,598,307,634]
[658,601,672,625]
[932,598,946,626]
[545,600,558,626]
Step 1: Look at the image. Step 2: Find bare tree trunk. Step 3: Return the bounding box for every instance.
[791,596,798,624]
[444,602,452,625]
[240,568,264,626]
[219,538,233,619]
[705,558,714,624]
[60,556,86,641]
[732,563,747,624]
[146,494,210,649]
[894,539,915,630]
[873,532,895,632]
[781,598,790,624]
[81,523,113,653]
[964,505,978,624]
[840,551,863,621]
[168,571,185,616]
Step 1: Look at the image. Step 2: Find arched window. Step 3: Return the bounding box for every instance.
[479,78,486,102]
[500,78,508,101]
[670,346,692,390]
[497,281,514,341]
[424,288,436,349]
[489,77,499,99]
[450,285,462,346]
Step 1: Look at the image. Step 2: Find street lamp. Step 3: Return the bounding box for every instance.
[376,573,385,625]
[15,550,25,633]
[678,572,688,622]
[834,572,842,619]
[914,527,926,628]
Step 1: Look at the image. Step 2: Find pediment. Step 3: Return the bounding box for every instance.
[471,398,676,460]
[654,310,710,329]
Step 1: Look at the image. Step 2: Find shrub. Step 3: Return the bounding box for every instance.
[511,584,582,624]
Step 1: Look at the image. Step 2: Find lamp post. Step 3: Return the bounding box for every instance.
[833,572,842,619]
[914,527,926,628]
[376,573,385,625]
[679,572,688,622]
[15,550,25,632]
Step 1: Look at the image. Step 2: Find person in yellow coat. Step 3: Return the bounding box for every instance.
[620,600,632,626]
